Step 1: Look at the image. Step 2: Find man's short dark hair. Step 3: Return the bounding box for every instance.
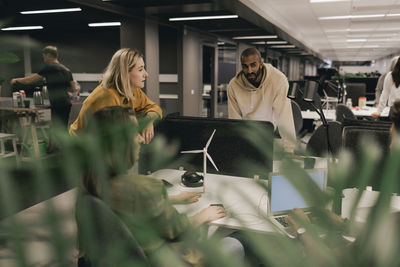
[42,46,58,58]
[389,100,400,131]
[240,48,262,63]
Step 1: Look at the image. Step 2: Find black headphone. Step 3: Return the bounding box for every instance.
[181,171,203,187]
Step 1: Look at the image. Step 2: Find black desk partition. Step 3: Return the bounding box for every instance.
[139,116,274,179]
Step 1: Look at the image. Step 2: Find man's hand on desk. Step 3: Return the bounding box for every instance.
[169,192,201,204]
[189,206,226,226]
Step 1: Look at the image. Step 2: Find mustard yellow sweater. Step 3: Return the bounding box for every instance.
[69,85,162,135]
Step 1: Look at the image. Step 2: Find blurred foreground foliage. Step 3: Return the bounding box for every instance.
[0,120,399,266]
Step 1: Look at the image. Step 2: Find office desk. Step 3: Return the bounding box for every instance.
[0,189,77,266]
[0,97,51,157]
[301,106,389,121]
[341,188,400,222]
[152,169,275,233]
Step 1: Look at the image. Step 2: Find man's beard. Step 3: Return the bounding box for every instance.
[246,67,262,82]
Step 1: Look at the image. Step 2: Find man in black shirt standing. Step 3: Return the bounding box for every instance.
[11,46,76,152]
[11,46,75,128]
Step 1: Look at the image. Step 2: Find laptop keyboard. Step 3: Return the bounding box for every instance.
[274,216,289,228]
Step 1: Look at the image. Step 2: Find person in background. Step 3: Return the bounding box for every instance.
[388,99,400,147]
[374,56,399,106]
[11,46,76,129]
[372,57,400,118]
[69,48,161,144]
[76,106,243,266]
[227,48,296,152]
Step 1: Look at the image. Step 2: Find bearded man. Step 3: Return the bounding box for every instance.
[227,48,296,152]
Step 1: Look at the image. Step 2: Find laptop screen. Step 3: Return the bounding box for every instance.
[269,169,326,214]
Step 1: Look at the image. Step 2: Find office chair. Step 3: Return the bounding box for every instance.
[345,83,366,107]
[342,118,391,130]
[342,126,391,159]
[306,121,343,157]
[291,100,307,138]
[335,104,356,123]
[75,193,150,267]
[341,126,391,190]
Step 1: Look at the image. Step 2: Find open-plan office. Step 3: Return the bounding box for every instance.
[1,0,400,266]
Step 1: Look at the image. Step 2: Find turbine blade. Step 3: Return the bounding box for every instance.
[181,150,203,154]
[206,153,219,171]
[205,129,216,149]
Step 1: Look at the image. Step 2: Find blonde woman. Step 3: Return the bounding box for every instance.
[69,48,162,144]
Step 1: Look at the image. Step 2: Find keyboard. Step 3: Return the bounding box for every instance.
[274,216,289,228]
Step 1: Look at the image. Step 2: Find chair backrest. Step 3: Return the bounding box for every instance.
[342,118,392,130]
[342,126,391,159]
[291,100,303,137]
[341,126,391,190]
[345,83,366,107]
[140,116,274,179]
[75,193,149,267]
[335,104,356,123]
[306,121,343,157]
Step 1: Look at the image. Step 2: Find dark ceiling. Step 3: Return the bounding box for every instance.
[0,0,321,60]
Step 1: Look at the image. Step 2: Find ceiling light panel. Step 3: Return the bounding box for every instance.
[1,26,43,31]
[21,8,82,14]
[269,45,296,48]
[319,14,385,20]
[251,41,288,44]
[169,15,238,21]
[310,0,350,2]
[88,22,121,27]
[233,35,278,39]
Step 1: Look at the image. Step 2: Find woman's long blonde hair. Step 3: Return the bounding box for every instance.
[101,48,143,102]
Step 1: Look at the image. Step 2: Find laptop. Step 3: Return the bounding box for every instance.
[267,169,328,238]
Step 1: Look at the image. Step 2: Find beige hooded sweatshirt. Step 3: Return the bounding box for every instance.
[227,63,296,152]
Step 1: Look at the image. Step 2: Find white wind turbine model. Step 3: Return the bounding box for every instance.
[181,129,219,192]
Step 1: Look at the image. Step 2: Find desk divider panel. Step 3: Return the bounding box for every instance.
[139,116,274,179]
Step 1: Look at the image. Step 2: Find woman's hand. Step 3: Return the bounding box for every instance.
[141,121,154,144]
[371,112,380,118]
[169,192,201,204]
[285,208,310,233]
[190,206,226,225]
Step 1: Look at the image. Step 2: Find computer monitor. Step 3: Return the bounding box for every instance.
[140,116,274,179]
[268,169,327,215]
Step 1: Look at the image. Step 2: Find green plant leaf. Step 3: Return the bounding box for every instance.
[0,52,20,63]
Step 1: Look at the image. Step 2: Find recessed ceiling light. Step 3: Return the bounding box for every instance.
[217,42,225,45]
[310,0,350,2]
[1,26,43,31]
[347,45,380,48]
[169,15,238,21]
[20,8,82,14]
[269,45,296,48]
[251,41,288,45]
[88,22,121,27]
[233,35,277,40]
[267,41,288,44]
[346,39,367,42]
[319,14,385,20]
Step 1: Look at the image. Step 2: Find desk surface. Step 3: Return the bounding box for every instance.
[0,189,77,266]
[0,97,50,112]
[151,169,276,233]
[301,106,389,120]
